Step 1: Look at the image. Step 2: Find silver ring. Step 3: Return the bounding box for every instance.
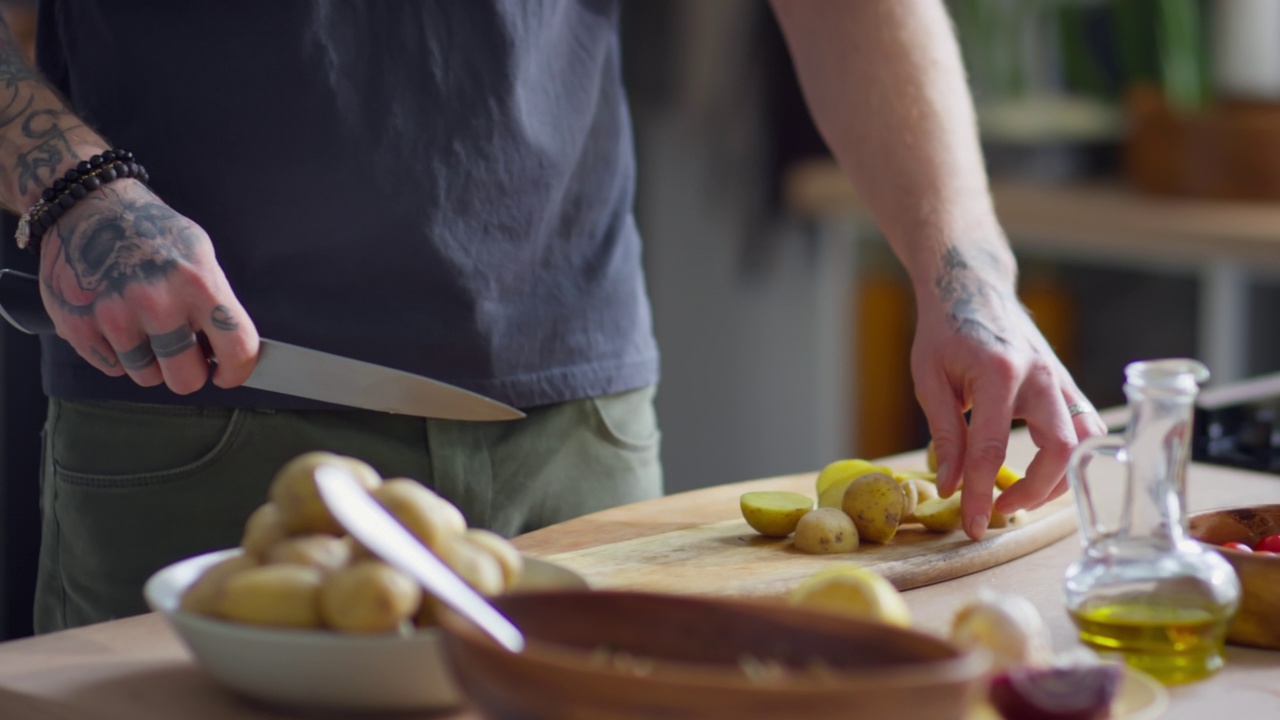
[1067,401,1096,417]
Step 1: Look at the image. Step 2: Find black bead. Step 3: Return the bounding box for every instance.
[118,149,133,161]
[40,187,55,202]
[47,203,63,219]
[82,176,100,191]
[101,150,116,163]
[70,183,88,199]
[99,167,116,182]
[35,214,51,229]
[64,170,79,182]
[138,171,149,184]
[52,178,67,192]
[75,161,91,174]
[57,193,76,208]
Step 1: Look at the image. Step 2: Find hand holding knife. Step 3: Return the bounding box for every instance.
[0,269,523,421]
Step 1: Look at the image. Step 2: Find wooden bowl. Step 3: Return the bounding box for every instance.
[439,590,988,720]
[1187,504,1280,650]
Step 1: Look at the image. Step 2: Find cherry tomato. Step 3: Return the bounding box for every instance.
[1221,541,1253,553]
[1255,534,1280,553]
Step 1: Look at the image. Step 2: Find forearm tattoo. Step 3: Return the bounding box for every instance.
[0,26,84,198]
[210,305,239,331]
[41,186,201,317]
[934,246,1016,349]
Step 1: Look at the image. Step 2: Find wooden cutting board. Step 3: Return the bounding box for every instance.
[543,474,1079,599]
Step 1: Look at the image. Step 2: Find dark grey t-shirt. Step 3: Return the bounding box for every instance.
[35,0,658,409]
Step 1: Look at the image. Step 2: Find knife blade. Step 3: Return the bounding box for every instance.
[313,464,525,652]
[0,269,524,421]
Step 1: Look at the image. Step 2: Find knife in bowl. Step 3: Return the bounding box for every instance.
[0,269,524,421]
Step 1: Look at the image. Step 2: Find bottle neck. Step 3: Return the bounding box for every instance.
[1122,387,1196,543]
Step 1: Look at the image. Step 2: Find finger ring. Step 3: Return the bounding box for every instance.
[1067,401,1096,417]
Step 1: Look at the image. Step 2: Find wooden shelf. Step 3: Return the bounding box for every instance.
[784,158,1280,273]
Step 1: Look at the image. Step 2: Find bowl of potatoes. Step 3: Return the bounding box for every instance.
[144,452,587,713]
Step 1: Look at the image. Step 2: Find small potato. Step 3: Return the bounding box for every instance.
[840,472,903,544]
[914,494,963,532]
[372,479,468,550]
[241,503,289,559]
[216,565,325,629]
[435,534,506,596]
[270,452,383,535]
[320,561,422,633]
[464,528,525,587]
[817,465,894,509]
[740,491,813,537]
[814,459,877,496]
[180,554,259,616]
[793,508,859,554]
[266,534,352,573]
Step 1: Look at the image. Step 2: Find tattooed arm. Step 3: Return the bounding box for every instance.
[771,0,1108,539]
[0,17,258,393]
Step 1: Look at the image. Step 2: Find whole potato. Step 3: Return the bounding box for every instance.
[241,503,289,559]
[269,452,383,535]
[740,491,813,537]
[464,528,525,587]
[840,472,904,544]
[434,534,505,596]
[181,554,259,616]
[265,534,352,573]
[371,478,468,550]
[320,561,422,633]
[793,508,859,554]
[216,565,325,629]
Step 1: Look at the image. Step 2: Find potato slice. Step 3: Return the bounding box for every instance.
[320,561,421,633]
[899,480,919,520]
[817,463,894,508]
[740,491,813,537]
[840,472,904,544]
[995,465,1022,491]
[914,493,963,532]
[902,478,941,523]
[793,508,859,554]
[270,452,383,535]
[815,459,876,495]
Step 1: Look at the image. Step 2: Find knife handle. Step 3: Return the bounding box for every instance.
[0,269,54,335]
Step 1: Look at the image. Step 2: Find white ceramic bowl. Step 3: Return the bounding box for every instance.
[144,547,587,712]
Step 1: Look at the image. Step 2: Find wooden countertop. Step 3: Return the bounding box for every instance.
[0,437,1277,719]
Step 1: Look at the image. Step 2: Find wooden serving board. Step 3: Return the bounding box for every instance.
[537,471,1079,599]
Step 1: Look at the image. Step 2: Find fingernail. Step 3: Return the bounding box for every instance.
[967,514,988,540]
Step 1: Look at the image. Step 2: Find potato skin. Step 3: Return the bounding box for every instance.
[319,561,422,633]
[216,565,325,629]
[914,493,963,532]
[371,479,468,550]
[270,452,383,535]
[840,472,904,544]
[793,508,859,554]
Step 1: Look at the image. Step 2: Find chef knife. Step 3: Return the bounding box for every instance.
[0,269,524,421]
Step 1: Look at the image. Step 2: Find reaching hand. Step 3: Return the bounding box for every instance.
[38,179,259,394]
[910,246,1107,541]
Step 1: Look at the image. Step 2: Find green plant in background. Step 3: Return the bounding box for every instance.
[949,0,1213,111]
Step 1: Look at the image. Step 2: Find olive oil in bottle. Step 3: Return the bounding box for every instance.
[1070,599,1231,685]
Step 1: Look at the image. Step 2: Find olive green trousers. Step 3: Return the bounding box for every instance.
[34,386,662,633]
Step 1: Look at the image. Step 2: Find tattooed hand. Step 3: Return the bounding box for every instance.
[911,244,1108,542]
[38,179,260,394]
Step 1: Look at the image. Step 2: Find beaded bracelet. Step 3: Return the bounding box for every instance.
[15,149,149,252]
